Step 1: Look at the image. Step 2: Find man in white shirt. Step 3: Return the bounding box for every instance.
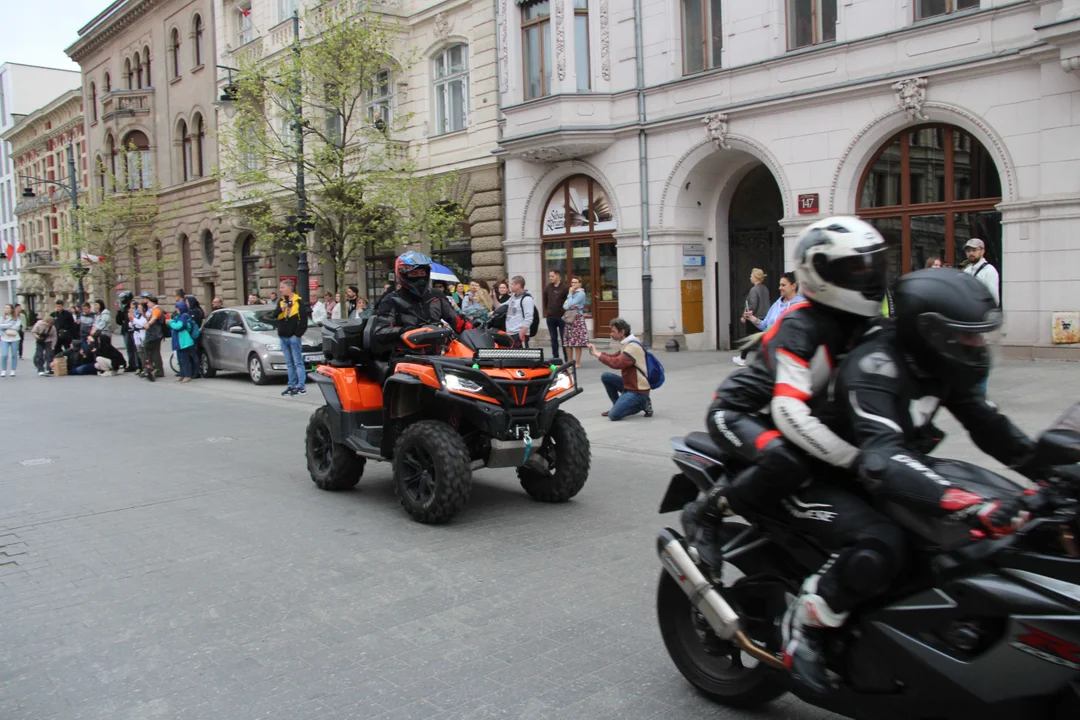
[963,239,1000,306]
[505,275,535,349]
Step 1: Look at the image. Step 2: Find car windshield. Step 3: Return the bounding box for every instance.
[243,310,314,333]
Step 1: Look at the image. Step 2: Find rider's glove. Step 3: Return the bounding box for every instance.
[941,488,1031,538]
[701,484,737,519]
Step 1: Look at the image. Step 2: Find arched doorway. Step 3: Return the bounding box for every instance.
[240,235,260,301]
[857,124,1002,296]
[541,175,618,336]
[727,165,783,342]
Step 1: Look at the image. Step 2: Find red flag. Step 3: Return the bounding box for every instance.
[240,7,251,16]
[15,240,25,254]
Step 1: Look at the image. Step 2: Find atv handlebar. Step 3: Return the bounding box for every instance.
[402,326,455,349]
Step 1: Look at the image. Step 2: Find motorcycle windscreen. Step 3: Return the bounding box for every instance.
[1037,401,1080,468]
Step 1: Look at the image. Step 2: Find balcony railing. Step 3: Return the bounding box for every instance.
[101,89,155,122]
[20,249,59,269]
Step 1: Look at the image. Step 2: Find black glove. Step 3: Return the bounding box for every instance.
[700,483,736,520]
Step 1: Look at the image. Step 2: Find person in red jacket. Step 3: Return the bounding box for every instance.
[588,318,654,421]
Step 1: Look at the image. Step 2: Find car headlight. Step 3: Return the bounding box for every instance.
[445,373,484,394]
[265,343,281,352]
[550,371,574,393]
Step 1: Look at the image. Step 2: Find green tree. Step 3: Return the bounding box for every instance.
[65,146,159,302]
[217,2,463,318]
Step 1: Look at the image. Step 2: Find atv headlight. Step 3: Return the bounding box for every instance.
[550,371,573,393]
[445,373,484,394]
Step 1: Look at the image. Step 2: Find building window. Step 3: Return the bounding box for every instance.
[574,0,591,90]
[89,83,97,123]
[326,83,344,146]
[788,0,837,50]
[203,229,215,265]
[241,126,261,173]
[125,58,133,89]
[144,46,152,87]
[279,0,298,22]
[133,54,143,89]
[180,120,192,182]
[916,0,978,20]
[104,72,111,92]
[122,131,152,190]
[433,44,468,135]
[193,114,205,177]
[857,124,1002,285]
[95,155,105,193]
[237,3,254,47]
[682,0,722,74]
[367,70,392,130]
[522,1,551,100]
[170,29,182,79]
[193,14,204,67]
[105,134,117,187]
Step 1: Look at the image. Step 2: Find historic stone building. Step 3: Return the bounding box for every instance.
[2,89,90,312]
[498,0,1080,356]
[212,0,504,303]
[67,0,236,308]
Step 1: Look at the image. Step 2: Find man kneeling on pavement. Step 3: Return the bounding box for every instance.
[589,318,653,421]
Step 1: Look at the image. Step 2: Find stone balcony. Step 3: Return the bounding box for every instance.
[101,89,154,123]
[19,249,59,270]
[498,93,635,164]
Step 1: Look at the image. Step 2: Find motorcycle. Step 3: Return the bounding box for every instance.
[655,403,1080,719]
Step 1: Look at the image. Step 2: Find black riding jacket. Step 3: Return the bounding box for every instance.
[713,301,867,469]
[832,322,1036,519]
[372,288,467,356]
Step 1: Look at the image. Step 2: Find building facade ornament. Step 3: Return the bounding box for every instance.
[599,0,610,81]
[891,77,929,121]
[702,113,731,150]
[497,0,509,93]
[434,11,451,40]
[555,0,566,81]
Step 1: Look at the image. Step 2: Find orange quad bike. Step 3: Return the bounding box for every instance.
[304,317,590,523]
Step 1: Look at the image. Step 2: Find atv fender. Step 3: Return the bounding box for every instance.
[308,371,345,443]
[384,372,425,420]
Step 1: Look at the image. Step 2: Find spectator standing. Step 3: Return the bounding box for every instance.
[268,291,279,306]
[31,317,56,375]
[505,276,535,349]
[211,297,224,311]
[588,318,653,421]
[345,285,360,317]
[963,239,1000,305]
[494,280,511,308]
[356,297,372,321]
[322,291,337,319]
[272,279,309,396]
[247,294,261,305]
[562,277,589,367]
[51,300,76,354]
[311,295,328,324]
[91,299,111,340]
[117,292,140,372]
[77,302,95,341]
[168,300,197,383]
[543,270,570,363]
[1,304,19,376]
[734,269,770,367]
[130,302,148,377]
[14,304,27,358]
[142,295,166,381]
[963,238,1000,395]
[925,256,944,269]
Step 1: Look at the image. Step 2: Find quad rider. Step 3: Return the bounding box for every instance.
[372,251,470,360]
[771,268,1040,691]
[689,216,907,692]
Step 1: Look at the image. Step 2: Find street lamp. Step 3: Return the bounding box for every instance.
[20,139,86,305]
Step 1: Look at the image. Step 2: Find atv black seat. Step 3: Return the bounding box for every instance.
[684,431,724,460]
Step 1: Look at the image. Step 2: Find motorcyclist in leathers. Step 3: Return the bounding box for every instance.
[780,268,1038,692]
[372,251,469,360]
[693,217,905,693]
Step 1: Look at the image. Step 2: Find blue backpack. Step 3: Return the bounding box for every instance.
[630,340,665,389]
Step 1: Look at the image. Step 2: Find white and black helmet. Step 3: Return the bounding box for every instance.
[794,216,889,317]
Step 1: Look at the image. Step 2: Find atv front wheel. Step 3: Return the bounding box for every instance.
[306,406,365,491]
[517,410,590,502]
[392,420,472,524]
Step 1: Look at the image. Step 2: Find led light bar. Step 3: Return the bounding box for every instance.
[476,348,544,361]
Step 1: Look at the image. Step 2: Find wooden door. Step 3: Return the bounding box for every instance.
[593,240,618,337]
[728,229,782,343]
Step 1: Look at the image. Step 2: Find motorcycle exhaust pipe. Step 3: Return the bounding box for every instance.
[657,527,786,671]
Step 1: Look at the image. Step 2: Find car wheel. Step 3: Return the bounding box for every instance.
[249,354,269,385]
[199,350,217,379]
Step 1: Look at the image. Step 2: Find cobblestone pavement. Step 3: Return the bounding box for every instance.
[1,352,1075,720]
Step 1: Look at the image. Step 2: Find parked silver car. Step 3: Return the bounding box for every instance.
[197,305,324,385]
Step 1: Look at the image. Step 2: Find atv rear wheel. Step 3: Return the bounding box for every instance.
[517,410,590,502]
[306,406,365,491]
[393,420,472,524]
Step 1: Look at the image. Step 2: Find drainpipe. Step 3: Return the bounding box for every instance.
[633,0,651,346]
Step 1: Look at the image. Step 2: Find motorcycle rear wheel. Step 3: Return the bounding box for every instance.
[657,523,786,708]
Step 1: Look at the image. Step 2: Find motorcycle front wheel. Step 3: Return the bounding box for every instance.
[656,523,787,709]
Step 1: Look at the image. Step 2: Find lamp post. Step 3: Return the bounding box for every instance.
[20,139,85,305]
[292,9,311,305]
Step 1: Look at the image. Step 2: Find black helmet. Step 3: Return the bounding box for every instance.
[394,250,432,298]
[892,268,1001,388]
[117,291,133,307]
